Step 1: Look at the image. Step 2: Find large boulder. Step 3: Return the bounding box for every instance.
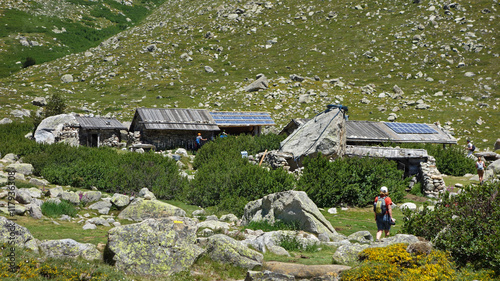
[241,190,343,241]
[34,114,78,145]
[0,216,38,252]
[205,234,263,270]
[6,163,34,175]
[40,239,100,260]
[81,191,102,204]
[244,74,269,92]
[487,159,500,175]
[89,200,112,215]
[263,262,351,279]
[105,217,203,276]
[279,106,346,161]
[110,193,130,208]
[59,191,80,205]
[117,198,186,221]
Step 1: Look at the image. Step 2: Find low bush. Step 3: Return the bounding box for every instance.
[342,243,494,281]
[297,155,408,208]
[384,143,476,176]
[279,234,319,252]
[41,200,78,218]
[190,134,293,216]
[401,182,500,274]
[0,244,129,280]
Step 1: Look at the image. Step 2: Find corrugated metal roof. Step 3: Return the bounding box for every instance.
[75,116,127,130]
[345,145,429,159]
[346,121,457,144]
[210,111,276,127]
[136,108,219,131]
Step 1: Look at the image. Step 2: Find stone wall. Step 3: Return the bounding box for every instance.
[141,130,216,150]
[419,156,446,198]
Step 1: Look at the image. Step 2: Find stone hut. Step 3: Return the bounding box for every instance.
[129,108,220,150]
[74,116,127,147]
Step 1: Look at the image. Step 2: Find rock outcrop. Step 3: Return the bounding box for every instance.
[105,217,203,276]
[40,239,100,260]
[204,234,263,270]
[117,198,186,221]
[242,190,343,241]
[279,105,346,165]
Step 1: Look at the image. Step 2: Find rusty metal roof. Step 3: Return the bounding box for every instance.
[135,108,219,131]
[346,121,457,144]
[75,116,127,130]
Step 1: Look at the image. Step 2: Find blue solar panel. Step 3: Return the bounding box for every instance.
[385,122,437,134]
[209,111,275,126]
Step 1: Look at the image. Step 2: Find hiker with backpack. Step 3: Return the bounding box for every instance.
[374,186,395,242]
[466,139,475,157]
[476,157,487,184]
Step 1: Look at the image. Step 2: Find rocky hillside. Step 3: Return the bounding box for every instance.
[0,0,498,148]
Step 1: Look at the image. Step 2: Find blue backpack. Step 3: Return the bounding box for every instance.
[374,196,387,216]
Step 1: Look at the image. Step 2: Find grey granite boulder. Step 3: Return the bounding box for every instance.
[110,193,130,208]
[40,239,100,260]
[244,74,269,92]
[6,163,34,175]
[242,190,343,241]
[279,106,346,160]
[347,231,373,244]
[59,191,80,205]
[105,217,203,276]
[89,200,112,215]
[0,216,38,252]
[34,114,78,145]
[117,198,186,221]
[205,234,263,270]
[81,191,102,204]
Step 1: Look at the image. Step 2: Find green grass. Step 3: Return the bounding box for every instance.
[40,200,78,218]
[0,0,497,149]
[264,244,338,265]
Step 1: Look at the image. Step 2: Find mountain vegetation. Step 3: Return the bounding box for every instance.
[0,0,498,148]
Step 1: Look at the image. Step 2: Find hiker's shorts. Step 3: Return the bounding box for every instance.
[376,215,391,231]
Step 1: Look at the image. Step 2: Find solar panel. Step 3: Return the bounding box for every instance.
[384,122,437,134]
[210,111,275,126]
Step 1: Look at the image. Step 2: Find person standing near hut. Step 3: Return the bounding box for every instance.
[195,133,207,150]
[374,186,395,242]
[476,157,487,184]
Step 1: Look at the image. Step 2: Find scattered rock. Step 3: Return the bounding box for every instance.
[117,198,186,221]
[40,239,100,260]
[205,234,263,270]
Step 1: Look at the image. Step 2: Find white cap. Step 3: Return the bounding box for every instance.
[380,186,388,193]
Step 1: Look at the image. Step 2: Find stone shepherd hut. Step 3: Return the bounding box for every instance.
[74,116,127,147]
[130,108,219,150]
[130,108,276,150]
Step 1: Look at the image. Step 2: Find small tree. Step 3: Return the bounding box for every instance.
[22,56,36,68]
[32,93,67,133]
[45,93,66,117]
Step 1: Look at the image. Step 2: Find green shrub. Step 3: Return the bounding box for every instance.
[410,182,422,196]
[401,182,500,274]
[297,155,408,208]
[279,234,319,252]
[190,134,294,216]
[41,200,78,218]
[385,143,476,176]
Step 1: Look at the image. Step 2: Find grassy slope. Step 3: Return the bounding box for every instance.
[0,0,498,149]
